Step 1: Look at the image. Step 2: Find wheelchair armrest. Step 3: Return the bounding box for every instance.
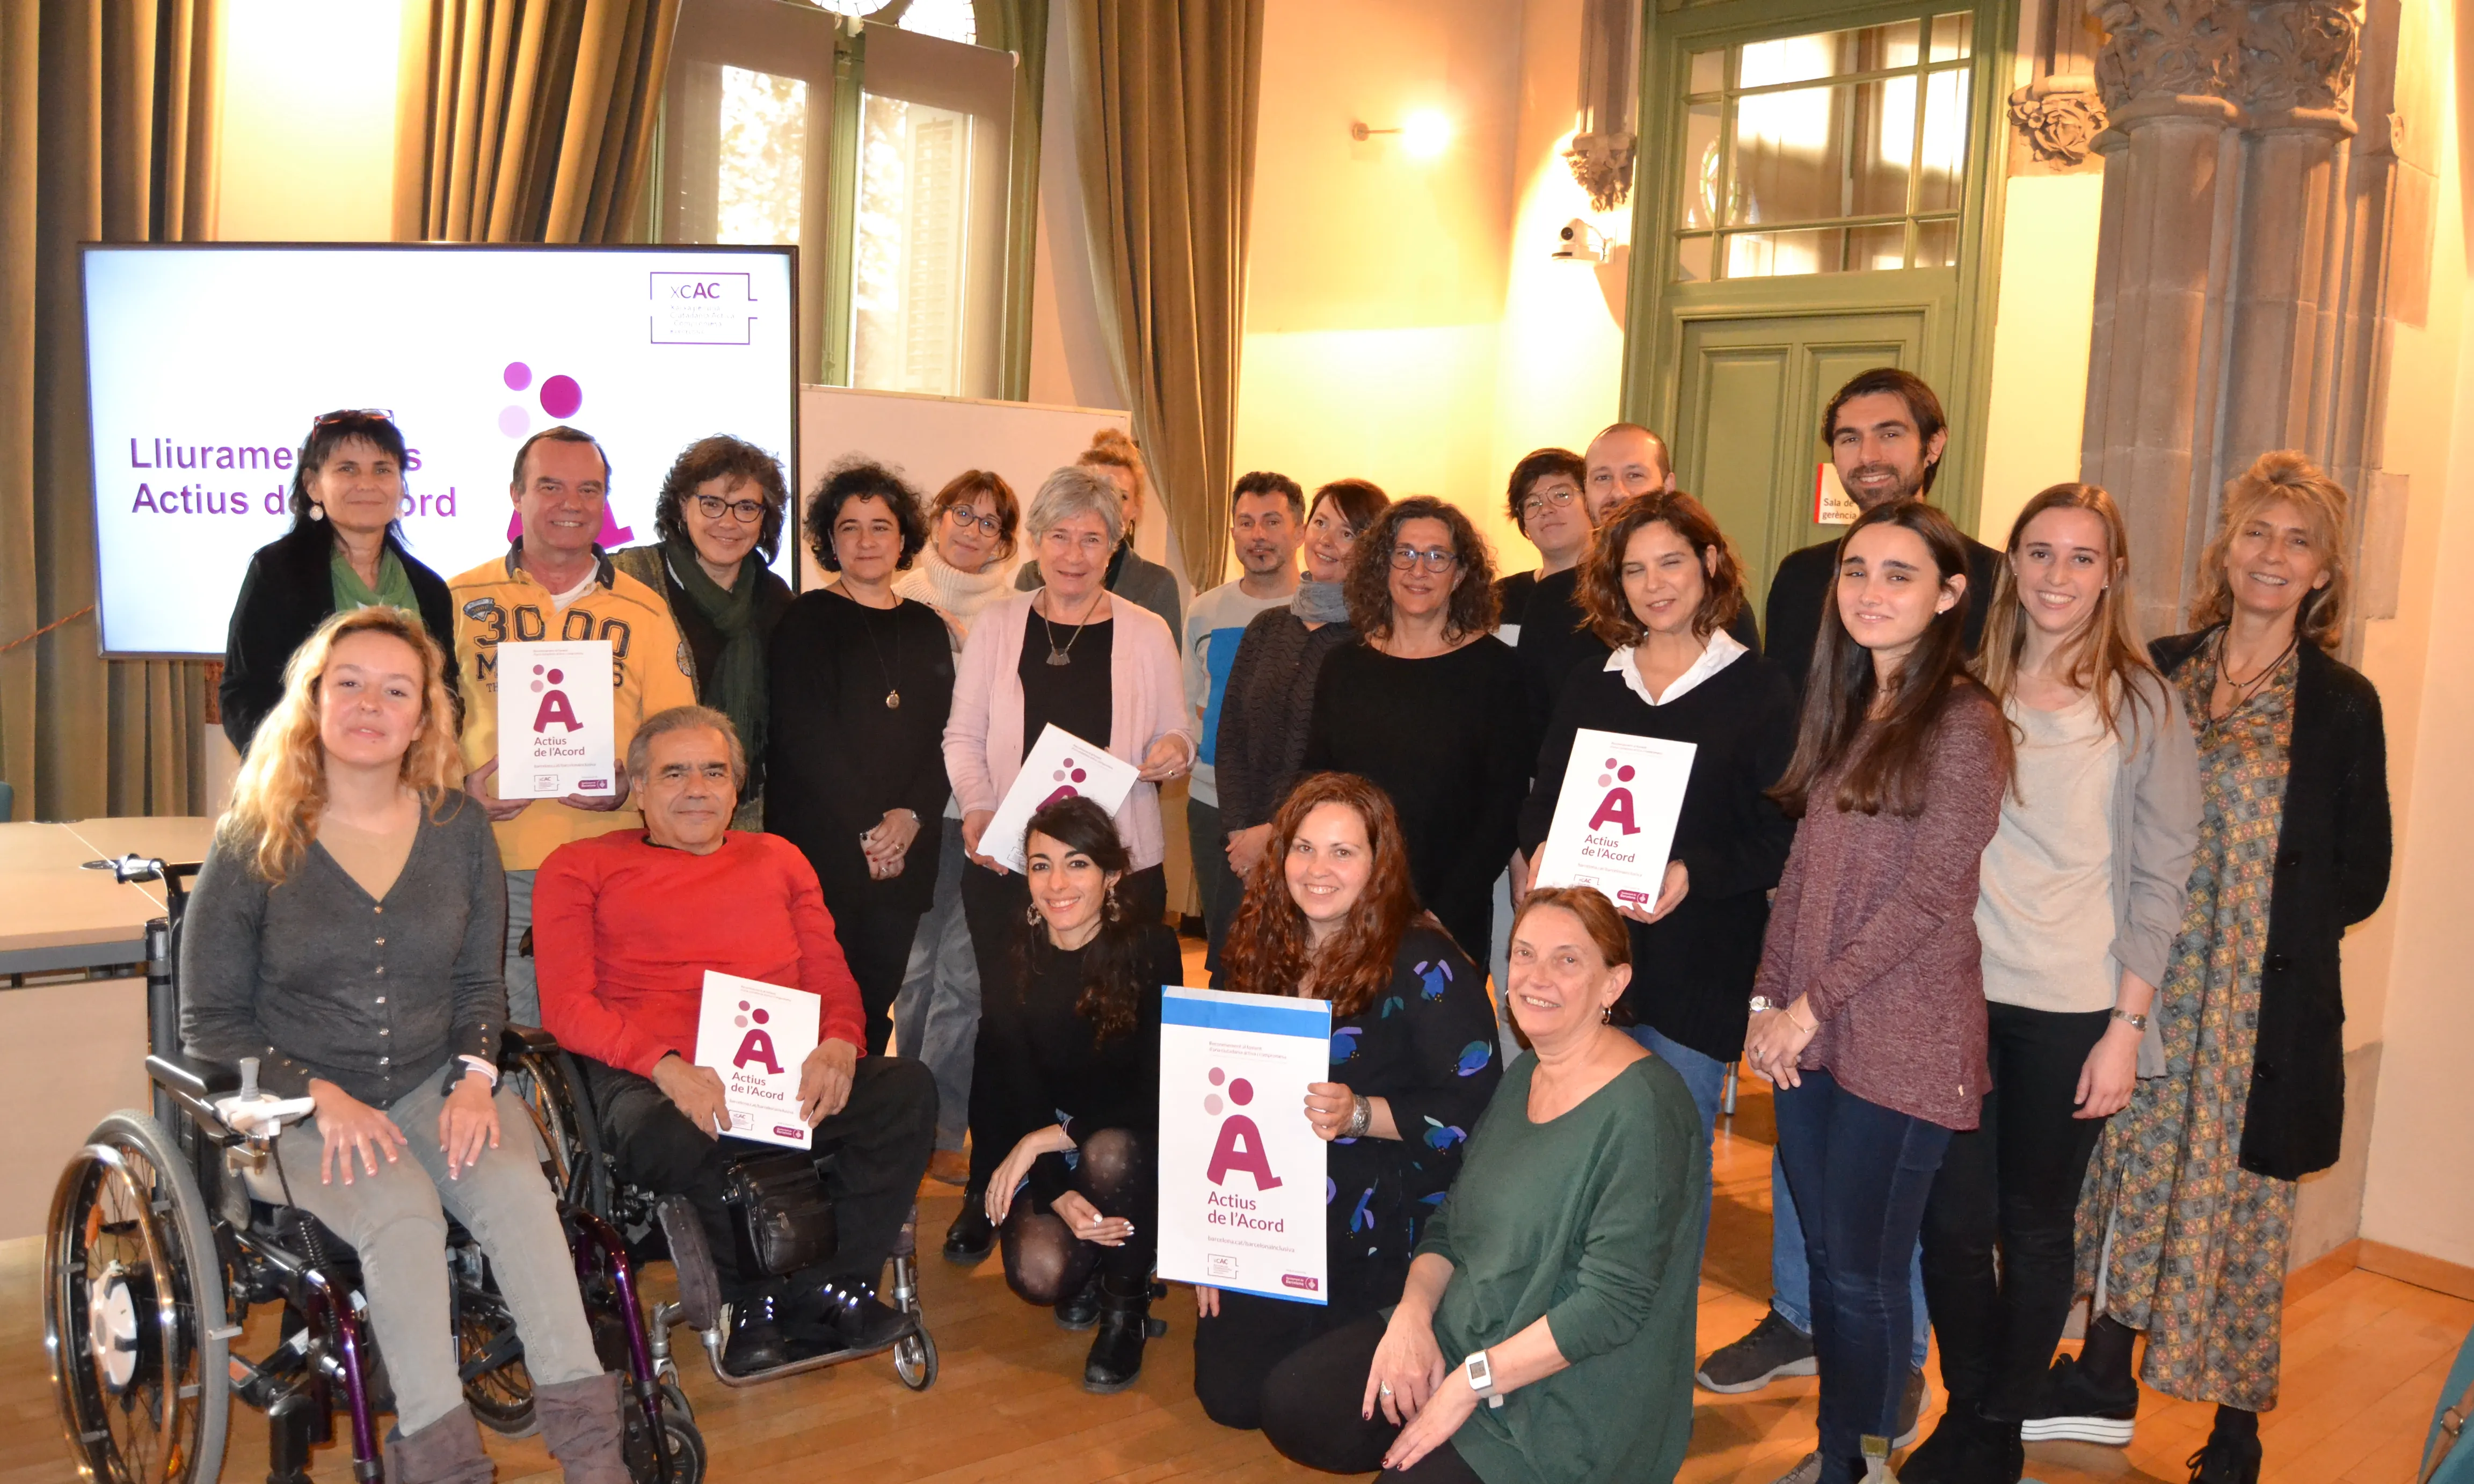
[147,1050,243,1102]
[499,1023,562,1063]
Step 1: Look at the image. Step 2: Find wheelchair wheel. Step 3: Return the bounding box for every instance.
[508,1046,606,1215]
[452,1251,535,1436]
[46,1111,230,1484]
[892,1327,937,1391]
[623,1392,705,1484]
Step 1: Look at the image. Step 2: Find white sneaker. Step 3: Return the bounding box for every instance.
[1768,1452,1823,1484]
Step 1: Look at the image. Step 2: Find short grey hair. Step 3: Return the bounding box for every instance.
[627,704,745,789]
[1024,465,1126,548]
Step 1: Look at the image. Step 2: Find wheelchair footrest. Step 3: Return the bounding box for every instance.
[654,1196,723,1334]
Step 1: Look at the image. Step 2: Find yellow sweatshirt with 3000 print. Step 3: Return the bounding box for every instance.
[450,547,698,871]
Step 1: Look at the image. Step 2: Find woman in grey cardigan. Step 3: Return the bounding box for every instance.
[1903,485,2200,1484]
[180,606,628,1484]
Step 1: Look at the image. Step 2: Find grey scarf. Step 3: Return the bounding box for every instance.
[1292,580,1350,625]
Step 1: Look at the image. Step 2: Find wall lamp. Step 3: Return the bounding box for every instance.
[1352,110,1453,159]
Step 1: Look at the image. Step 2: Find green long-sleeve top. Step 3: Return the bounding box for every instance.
[1414,1052,1706,1484]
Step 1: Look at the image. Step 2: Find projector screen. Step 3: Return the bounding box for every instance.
[81,244,798,657]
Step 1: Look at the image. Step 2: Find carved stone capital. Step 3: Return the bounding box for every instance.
[1563,132,1636,213]
[2238,0,2359,113]
[2010,76,2109,164]
[2090,0,2361,117]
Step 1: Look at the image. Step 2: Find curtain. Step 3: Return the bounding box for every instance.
[1063,0,1263,589]
[0,0,220,823]
[394,0,682,243]
[974,0,1049,402]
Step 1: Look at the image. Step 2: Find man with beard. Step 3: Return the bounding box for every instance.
[1761,368,2002,695]
[1182,470,1306,949]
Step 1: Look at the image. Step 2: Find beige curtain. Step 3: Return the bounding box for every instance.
[394,0,681,243]
[974,0,1049,401]
[1063,0,1263,588]
[0,0,220,823]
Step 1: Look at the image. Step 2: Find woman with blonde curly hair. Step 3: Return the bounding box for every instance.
[2038,452,2390,1484]
[181,606,631,1483]
[1013,426,1183,635]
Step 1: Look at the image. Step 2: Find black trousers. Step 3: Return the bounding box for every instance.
[957,860,1167,1188]
[821,882,924,1057]
[575,1052,937,1299]
[999,1126,1158,1300]
[1258,1313,1483,1482]
[1919,1000,2114,1418]
[1195,1287,1371,1431]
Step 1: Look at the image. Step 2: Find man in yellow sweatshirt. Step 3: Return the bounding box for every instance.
[452,426,697,1022]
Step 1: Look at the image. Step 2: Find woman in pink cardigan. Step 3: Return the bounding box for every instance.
[940,463,1196,1265]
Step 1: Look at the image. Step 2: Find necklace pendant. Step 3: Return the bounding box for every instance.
[885,689,900,710]
[1046,648,1071,666]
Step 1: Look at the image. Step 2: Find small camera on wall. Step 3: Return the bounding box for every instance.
[1551,219,1612,264]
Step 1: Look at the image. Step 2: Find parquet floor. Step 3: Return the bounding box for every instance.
[4,1053,2464,1482]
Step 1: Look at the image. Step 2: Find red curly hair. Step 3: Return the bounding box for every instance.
[1219,773,1428,1018]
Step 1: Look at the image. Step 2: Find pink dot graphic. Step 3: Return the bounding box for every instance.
[1596,773,1611,787]
[1618,765,1636,782]
[751,1008,769,1024]
[547,668,564,684]
[1204,1094,1223,1115]
[498,406,529,438]
[1229,1078,1254,1107]
[540,375,583,419]
[531,680,544,693]
[1208,1068,1225,1086]
[504,362,533,391]
[533,665,545,675]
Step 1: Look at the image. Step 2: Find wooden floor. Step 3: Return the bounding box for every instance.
[4,1086,2464,1483]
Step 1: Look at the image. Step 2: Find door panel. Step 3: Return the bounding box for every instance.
[1674,308,1926,614]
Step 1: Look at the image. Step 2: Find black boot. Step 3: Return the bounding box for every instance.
[945,1187,994,1264]
[1082,1276,1167,1393]
[2185,1406,2261,1484]
[1054,1272,1102,1331]
[1899,1400,2024,1484]
[722,1291,790,1376]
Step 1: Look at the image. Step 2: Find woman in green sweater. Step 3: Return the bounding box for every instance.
[1258,886,1705,1483]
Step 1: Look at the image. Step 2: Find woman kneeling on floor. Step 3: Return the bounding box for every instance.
[1260,886,1705,1483]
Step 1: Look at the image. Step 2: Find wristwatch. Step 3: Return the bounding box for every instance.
[1748,996,1785,1015]
[2111,1009,2149,1031]
[1463,1350,1504,1409]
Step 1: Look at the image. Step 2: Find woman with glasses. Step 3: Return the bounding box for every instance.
[891,469,1023,1183]
[765,460,955,1053]
[1302,496,1527,962]
[612,435,795,826]
[1490,449,1588,639]
[1211,479,1391,972]
[222,409,461,756]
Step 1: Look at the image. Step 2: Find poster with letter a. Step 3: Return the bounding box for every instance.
[981,723,1140,874]
[1156,986,1331,1305]
[1532,728,1697,915]
[496,641,615,799]
[693,971,821,1150]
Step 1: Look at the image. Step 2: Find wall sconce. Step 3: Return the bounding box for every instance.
[1566,0,1638,209]
[1551,219,1613,263]
[1352,110,1453,159]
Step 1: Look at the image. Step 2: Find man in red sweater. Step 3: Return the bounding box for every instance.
[535,706,936,1376]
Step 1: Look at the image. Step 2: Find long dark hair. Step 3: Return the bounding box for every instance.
[286,409,410,542]
[1011,796,1146,1044]
[1342,496,1500,643]
[1220,773,1427,1017]
[1771,500,2005,817]
[652,435,790,563]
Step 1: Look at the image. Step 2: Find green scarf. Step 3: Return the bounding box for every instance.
[331,544,419,617]
[663,532,769,768]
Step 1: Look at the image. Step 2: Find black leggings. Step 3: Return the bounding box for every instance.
[1919,1000,2113,1418]
[999,1126,1156,1300]
[1259,1313,1484,1482]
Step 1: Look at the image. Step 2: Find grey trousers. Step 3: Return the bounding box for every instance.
[503,868,539,1027]
[891,816,979,1152]
[258,1074,602,1432]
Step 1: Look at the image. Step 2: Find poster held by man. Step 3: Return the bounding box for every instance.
[494,640,616,799]
[693,970,822,1150]
[1531,727,1695,916]
[1155,986,1331,1305]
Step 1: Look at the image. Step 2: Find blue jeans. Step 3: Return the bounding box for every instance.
[1628,1024,1724,1265]
[891,817,981,1152]
[1772,1155,1931,1369]
[503,868,538,1026]
[1772,1069,1952,1479]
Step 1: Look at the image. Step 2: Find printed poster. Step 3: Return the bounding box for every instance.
[495,641,616,799]
[981,723,1140,873]
[1156,986,1331,1305]
[693,970,821,1150]
[1532,728,1697,916]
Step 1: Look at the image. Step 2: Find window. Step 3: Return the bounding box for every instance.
[1674,11,1973,280]
[656,0,1015,392]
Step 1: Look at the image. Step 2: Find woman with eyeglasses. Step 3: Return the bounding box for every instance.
[1302,496,1527,963]
[891,469,1023,1183]
[1490,449,1588,639]
[765,459,956,1053]
[222,409,461,757]
[611,435,795,826]
[1015,427,1183,637]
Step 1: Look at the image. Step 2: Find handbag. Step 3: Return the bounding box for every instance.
[2421,1321,2474,1484]
[722,1152,838,1277]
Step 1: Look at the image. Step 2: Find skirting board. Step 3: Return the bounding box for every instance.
[2286,1237,2474,1304]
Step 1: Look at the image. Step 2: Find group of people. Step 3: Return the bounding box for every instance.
[190,362,2387,1484]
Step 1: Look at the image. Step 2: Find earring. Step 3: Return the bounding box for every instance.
[1104,889,1123,923]
[1600,1003,1614,1024]
[309,503,326,522]
[1024,903,1042,926]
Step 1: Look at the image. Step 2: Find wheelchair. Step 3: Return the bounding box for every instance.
[45,859,705,1484]
[495,1010,940,1394]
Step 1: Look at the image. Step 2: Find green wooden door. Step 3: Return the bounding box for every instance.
[1625,0,2011,612]
[1676,305,1931,613]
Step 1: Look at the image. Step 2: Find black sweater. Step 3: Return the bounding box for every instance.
[1764,532,2002,700]
[1518,649,1799,1060]
[1214,606,1360,833]
[2152,629,2390,1180]
[763,590,955,914]
[1302,638,1530,962]
[220,523,459,756]
[979,923,1183,1205]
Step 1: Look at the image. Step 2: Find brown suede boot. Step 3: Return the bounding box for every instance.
[533,1372,633,1484]
[383,1404,496,1484]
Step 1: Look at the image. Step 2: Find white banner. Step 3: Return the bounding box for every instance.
[493,641,616,799]
[1156,986,1331,1306]
[693,971,821,1151]
[1532,728,1697,915]
[981,723,1139,874]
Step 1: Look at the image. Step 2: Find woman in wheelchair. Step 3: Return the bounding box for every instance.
[178,606,631,1483]
[982,796,1184,1392]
